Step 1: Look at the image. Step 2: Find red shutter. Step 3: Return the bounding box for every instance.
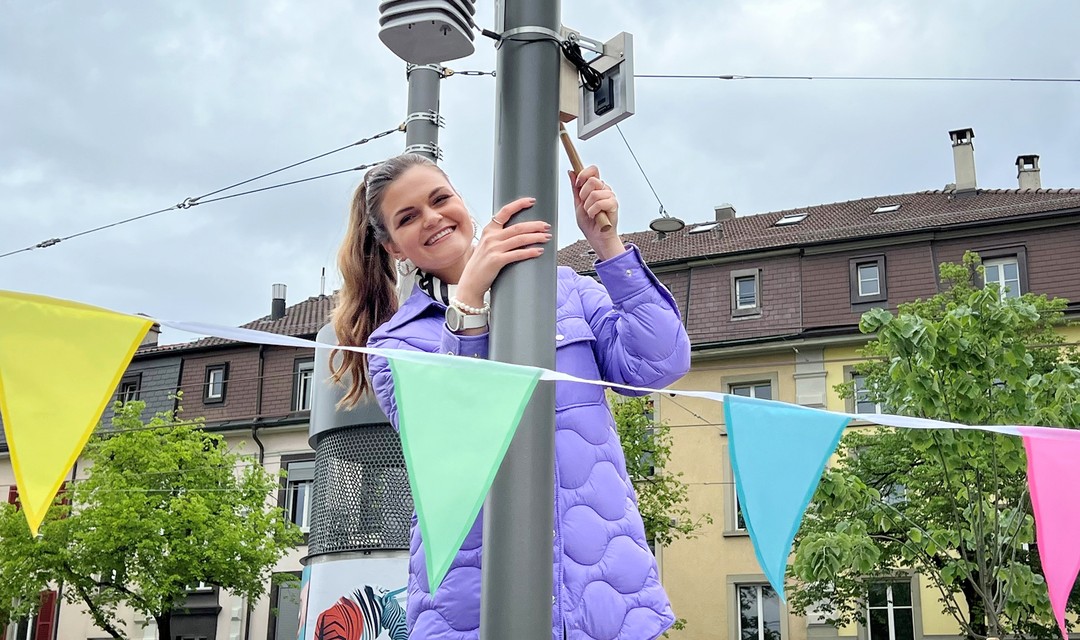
[7,485,18,509]
[33,590,56,640]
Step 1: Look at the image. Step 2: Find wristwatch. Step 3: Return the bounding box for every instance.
[445,305,488,332]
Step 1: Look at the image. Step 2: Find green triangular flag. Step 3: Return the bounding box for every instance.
[388,352,541,594]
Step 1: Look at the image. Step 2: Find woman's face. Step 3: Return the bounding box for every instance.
[379,165,473,282]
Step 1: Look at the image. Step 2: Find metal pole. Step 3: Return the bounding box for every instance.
[482,0,560,637]
[405,64,443,161]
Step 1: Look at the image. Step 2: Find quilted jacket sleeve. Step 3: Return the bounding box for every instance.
[579,244,691,392]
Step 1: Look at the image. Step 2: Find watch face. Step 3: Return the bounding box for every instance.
[445,306,463,331]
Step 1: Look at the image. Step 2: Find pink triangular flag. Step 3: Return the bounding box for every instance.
[1020,427,1080,640]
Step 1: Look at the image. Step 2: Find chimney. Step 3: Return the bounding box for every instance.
[271,283,287,321]
[1016,154,1041,190]
[138,317,160,347]
[949,128,977,193]
[714,203,736,221]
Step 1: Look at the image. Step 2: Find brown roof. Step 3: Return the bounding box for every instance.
[558,188,1080,272]
[137,294,337,355]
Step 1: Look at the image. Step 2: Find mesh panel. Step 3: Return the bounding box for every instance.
[309,425,413,554]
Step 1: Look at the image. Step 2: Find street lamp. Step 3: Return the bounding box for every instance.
[649,206,685,235]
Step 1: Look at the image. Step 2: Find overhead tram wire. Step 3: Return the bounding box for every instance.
[0,124,404,260]
[414,71,1080,84]
[633,73,1080,83]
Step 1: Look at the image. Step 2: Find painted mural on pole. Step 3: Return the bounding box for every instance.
[298,555,409,640]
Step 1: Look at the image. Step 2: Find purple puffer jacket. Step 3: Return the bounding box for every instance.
[367,245,691,640]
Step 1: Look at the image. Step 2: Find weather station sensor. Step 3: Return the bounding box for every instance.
[566,31,635,140]
[378,0,477,64]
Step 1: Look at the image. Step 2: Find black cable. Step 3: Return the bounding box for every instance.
[615,124,669,217]
[1,125,402,259]
[196,164,379,206]
[561,38,603,92]
[193,125,401,201]
[634,73,1080,83]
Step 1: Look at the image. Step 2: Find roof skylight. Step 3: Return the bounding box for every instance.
[774,213,808,226]
[688,222,720,234]
[873,204,902,214]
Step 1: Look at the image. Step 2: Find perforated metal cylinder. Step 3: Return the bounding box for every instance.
[308,425,413,555]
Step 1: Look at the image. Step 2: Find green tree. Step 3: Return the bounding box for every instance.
[0,400,303,640]
[614,394,713,634]
[790,253,1080,640]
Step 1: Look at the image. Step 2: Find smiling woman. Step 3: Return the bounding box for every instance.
[328,153,691,640]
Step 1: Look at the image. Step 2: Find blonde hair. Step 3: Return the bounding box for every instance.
[330,153,445,407]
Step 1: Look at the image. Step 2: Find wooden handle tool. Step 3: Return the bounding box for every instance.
[559,123,612,232]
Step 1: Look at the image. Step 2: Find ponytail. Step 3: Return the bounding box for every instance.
[331,153,442,408]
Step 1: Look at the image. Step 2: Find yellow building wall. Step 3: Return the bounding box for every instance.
[658,354,803,640]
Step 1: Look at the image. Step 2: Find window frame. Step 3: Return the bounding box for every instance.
[203,363,229,404]
[849,255,888,305]
[721,373,780,534]
[844,366,881,415]
[267,570,304,640]
[291,358,316,412]
[860,577,922,640]
[730,268,762,317]
[278,455,315,537]
[973,246,1028,300]
[118,372,142,404]
[728,576,789,640]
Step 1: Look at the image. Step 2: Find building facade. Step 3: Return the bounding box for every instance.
[558,130,1080,640]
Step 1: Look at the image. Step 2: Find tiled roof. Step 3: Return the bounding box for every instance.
[136,294,337,355]
[558,188,1080,272]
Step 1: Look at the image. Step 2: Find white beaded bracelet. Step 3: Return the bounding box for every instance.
[449,297,490,316]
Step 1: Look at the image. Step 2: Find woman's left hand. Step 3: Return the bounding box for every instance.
[570,165,625,261]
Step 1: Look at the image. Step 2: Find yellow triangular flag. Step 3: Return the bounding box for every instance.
[0,291,152,535]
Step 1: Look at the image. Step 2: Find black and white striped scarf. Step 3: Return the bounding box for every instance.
[415,270,489,308]
[416,270,455,306]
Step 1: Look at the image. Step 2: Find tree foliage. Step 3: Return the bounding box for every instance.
[613,394,712,547]
[789,253,1080,640]
[0,400,303,640]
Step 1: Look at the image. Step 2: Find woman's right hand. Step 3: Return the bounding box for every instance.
[455,197,552,308]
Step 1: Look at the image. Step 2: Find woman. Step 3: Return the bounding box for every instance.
[332,153,690,640]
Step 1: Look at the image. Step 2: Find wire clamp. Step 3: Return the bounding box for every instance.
[404,111,446,128]
[495,25,563,49]
[178,197,199,209]
[406,63,446,78]
[403,143,443,160]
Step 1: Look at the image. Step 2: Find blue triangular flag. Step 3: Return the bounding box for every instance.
[724,394,849,600]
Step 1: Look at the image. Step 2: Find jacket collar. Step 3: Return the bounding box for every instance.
[379,285,445,334]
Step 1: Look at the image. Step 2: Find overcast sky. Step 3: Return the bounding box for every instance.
[3,1,1078,344]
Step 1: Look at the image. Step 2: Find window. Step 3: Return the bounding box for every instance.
[7,590,56,640]
[850,256,887,305]
[858,264,881,297]
[867,581,915,640]
[872,204,901,214]
[852,373,880,415]
[734,483,747,531]
[270,572,303,640]
[204,364,228,404]
[730,382,772,400]
[689,222,720,234]
[292,359,315,412]
[738,584,783,640]
[731,269,761,317]
[284,460,315,533]
[774,213,808,226]
[118,373,141,404]
[983,257,1021,300]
